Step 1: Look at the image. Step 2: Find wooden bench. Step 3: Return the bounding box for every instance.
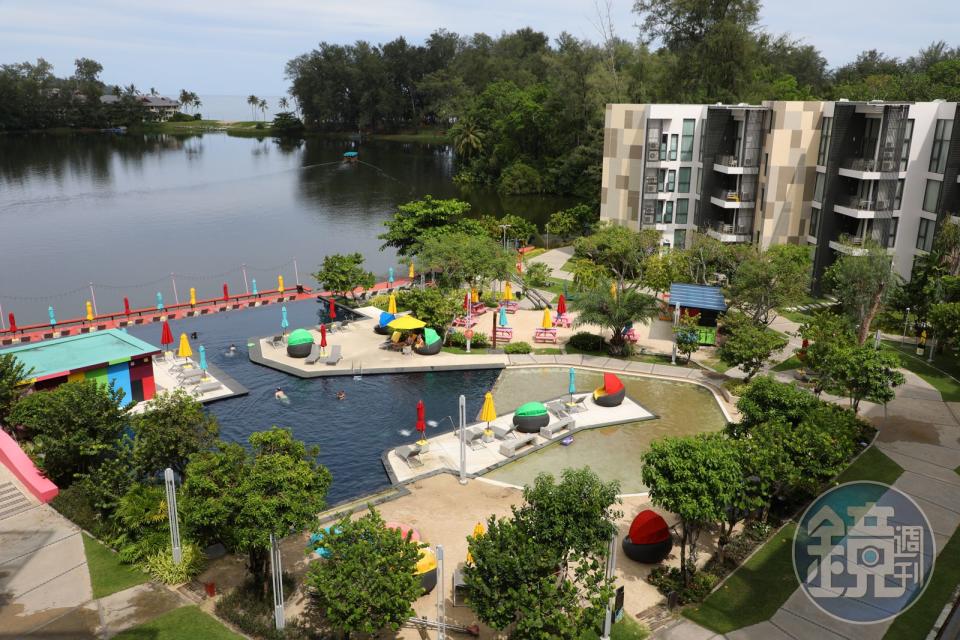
[499,433,537,457]
[540,416,575,439]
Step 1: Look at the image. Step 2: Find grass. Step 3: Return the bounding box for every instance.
[684,523,798,633]
[82,533,149,599]
[522,247,547,260]
[881,340,960,402]
[700,355,730,373]
[833,446,904,486]
[779,309,813,325]
[580,615,650,640]
[441,346,490,355]
[112,605,243,640]
[533,347,563,355]
[772,355,804,372]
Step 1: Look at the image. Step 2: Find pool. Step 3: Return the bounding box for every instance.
[125,300,499,504]
[484,368,727,493]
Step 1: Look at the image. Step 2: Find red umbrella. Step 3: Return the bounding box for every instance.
[7,313,16,333]
[160,321,173,348]
[320,323,327,348]
[223,283,229,301]
[557,294,567,315]
[415,399,426,438]
[123,297,131,316]
[328,298,337,319]
[463,292,470,311]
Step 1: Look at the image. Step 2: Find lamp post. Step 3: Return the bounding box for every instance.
[498,224,511,250]
[436,545,446,640]
[163,468,182,565]
[600,534,617,640]
[902,307,910,345]
[928,336,936,363]
[671,304,681,365]
[270,533,285,630]
[458,395,467,485]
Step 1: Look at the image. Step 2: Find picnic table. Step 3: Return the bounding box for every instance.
[533,328,558,344]
[453,315,478,328]
[495,327,513,342]
[502,301,519,314]
[471,302,488,315]
[554,313,572,328]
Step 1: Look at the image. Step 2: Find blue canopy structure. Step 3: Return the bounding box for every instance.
[668,284,727,312]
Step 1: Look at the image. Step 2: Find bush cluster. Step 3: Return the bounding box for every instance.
[567,331,605,352]
[447,330,490,349]
[503,341,532,354]
[647,566,719,605]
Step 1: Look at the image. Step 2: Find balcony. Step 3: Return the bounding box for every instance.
[833,195,894,219]
[838,156,905,180]
[828,238,869,256]
[713,154,759,175]
[709,188,755,209]
[705,220,752,243]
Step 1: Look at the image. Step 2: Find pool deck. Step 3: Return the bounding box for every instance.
[129,354,247,413]
[384,392,656,484]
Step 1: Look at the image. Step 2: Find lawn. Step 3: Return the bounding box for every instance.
[778,309,813,325]
[772,355,804,372]
[82,533,149,599]
[580,615,650,639]
[881,340,960,402]
[834,446,903,486]
[112,605,242,640]
[700,355,730,373]
[683,523,798,633]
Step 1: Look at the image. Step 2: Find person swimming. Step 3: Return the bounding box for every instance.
[190,331,198,340]
[336,390,346,401]
[275,387,287,401]
[226,344,237,356]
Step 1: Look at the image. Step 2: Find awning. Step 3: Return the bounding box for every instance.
[668,283,727,312]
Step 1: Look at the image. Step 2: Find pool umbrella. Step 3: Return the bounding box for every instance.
[557,294,567,316]
[467,521,486,564]
[415,399,427,444]
[278,275,285,294]
[388,293,397,314]
[463,292,470,311]
[160,321,173,351]
[388,267,394,286]
[7,313,16,333]
[499,306,508,327]
[85,301,94,321]
[281,305,289,333]
[199,345,207,374]
[123,297,131,315]
[156,292,164,310]
[502,281,513,301]
[320,323,327,354]
[471,288,478,304]
[177,333,193,359]
[541,308,553,329]
[328,298,337,320]
[48,306,56,326]
[252,279,258,295]
[568,367,576,403]
[408,263,415,280]
[189,287,197,306]
[387,315,426,330]
[222,283,229,301]
[480,392,496,438]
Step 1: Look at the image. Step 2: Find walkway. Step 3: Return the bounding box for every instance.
[528,246,575,280]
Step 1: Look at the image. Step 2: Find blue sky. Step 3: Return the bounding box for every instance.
[1,0,957,96]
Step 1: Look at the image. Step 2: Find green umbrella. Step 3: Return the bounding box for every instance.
[423,328,441,346]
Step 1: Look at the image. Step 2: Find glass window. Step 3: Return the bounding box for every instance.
[698,119,705,160]
[894,179,904,210]
[669,134,678,161]
[696,167,702,194]
[659,134,667,161]
[667,170,676,192]
[664,201,673,224]
[810,207,820,237]
[676,199,689,224]
[674,229,686,249]
[929,119,953,173]
[923,179,941,213]
[900,119,914,170]
[818,117,832,165]
[655,201,664,223]
[763,152,769,176]
[681,119,695,161]
[814,172,825,202]
[886,218,898,248]
[916,218,935,252]
[678,167,691,193]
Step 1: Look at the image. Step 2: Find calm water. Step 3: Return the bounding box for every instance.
[0,132,575,324]
[486,368,727,493]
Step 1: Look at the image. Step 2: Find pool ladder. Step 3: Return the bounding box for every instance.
[352,361,363,380]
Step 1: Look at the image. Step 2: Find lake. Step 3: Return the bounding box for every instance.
[0,132,576,324]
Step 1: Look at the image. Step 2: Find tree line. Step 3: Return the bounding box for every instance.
[286,0,960,199]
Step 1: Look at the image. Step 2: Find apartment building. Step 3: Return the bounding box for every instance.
[601,100,960,286]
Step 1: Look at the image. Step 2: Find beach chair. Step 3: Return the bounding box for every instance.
[464,425,487,450]
[178,368,205,383]
[499,433,537,457]
[325,344,342,365]
[192,381,222,396]
[269,335,284,348]
[491,422,515,440]
[304,343,321,365]
[395,444,423,468]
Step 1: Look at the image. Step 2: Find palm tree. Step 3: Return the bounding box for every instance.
[247,95,259,121]
[278,97,289,111]
[451,119,485,158]
[572,284,658,356]
[149,87,158,96]
[179,89,191,113]
[258,98,268,122]
[192,96,202,115]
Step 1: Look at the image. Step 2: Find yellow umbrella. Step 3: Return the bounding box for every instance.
[189,287,197,306]
[542,308,553,329]
[480,392,496,438]
[502,281,513,301]
[408,262,415,279]
[177,333,193,358]
[387,293,397,314]
[610,282,618,300]
[85,301,93,321]
[387,315,426,330]
[278,275,285,294]
[467,521,486,564]
[471,288,478,303]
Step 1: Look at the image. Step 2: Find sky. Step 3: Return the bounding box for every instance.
[1,0,957,97]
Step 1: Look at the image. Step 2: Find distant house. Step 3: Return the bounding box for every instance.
[99,94,180,121]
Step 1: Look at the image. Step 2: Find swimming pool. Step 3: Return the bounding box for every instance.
[484,368,727,493]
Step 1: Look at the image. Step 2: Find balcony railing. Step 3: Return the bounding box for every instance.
[835,195,893,211]
[709,220,752,236]
[841,156,899,173]
[712,188,755,203]
[715,154,740,167]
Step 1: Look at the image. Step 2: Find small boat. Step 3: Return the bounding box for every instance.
[560,436,574,446]
[342,150,359,163]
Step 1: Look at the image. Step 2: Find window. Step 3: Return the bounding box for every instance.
[681,119,695,161]
[658,169,667,192]
[894,179,904,210]
[923,179,941,213]
[655,201,664,223]
[674,229,686,249]
[886,218,898,248]
[667,170,676,192]
[814,172,825,202]
[664,201,674,224]
[696,168,702,194]
[676,199,689,224]
[929,119,953,173]
[698,119,706,160]
[669,134,678,161]
[917,218,935,252]
[763,152,769,176]
[695,200,700,224]
[818,117,832,165]
[810,207,820,237]
[678,167,691,193]
[659,134,667,160]
[900,119,914,170]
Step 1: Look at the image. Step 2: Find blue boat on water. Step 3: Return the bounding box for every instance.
[343,150,359,163]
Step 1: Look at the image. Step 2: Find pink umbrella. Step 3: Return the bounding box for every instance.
[416,399,426,440]
[320,323,327,348]
[8,313,16,333]
[557,294,567,315]
[123,297,131,316]
[328,298,337,319]
[223,283,230,301]
[160,321,173,349]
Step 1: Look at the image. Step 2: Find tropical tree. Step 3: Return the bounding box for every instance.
[573,224,661,292]
[129,389,219,479]
[731,375,818,436]
[395,287,462,331]
[450,117,485,158]
[258,98,268,121]
[497,213,538,248]
[929,301,960,352]
[305,508,421,637]
[798,312,857,395]
[674,313,701,363]
[0,353,31,430]
[313,252,376,300]
[727,244,811,325]
[416,230,513,290]
[820,345,905,412]
[278,97,289,110]
[572,284,658,356]
[247,94,259,120]
[824,242,898,344]
[717,314,788,381]
[191,95,201,114]
[379,196,473,256]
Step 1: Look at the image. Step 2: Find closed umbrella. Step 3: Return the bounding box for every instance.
[328,298,337,319]
[388,293,397,314]
[499,305,508,327]
[388,267,394,286]
[48,306,56,326]
[557,294,567,315]
[471,288,478,304]
[160,321,173,351]
[252,279,258,295]
[467,521,486,565]
[278,275,285,294]
[502,281,513,301]
[281,305,289,333]
[177,333,193,359]
[480,392,496,438]
[415,399,427,444]
[541,308,553,329]
[189,287,197,306]
[568,367,576,402]
[223,283,229,301]
[320,323,327,354]
[610,282,617,300]
[156,292,164,311]
[408,263,415,280]
[7,313,16,333]
[199,345,207,373]
[123,297,131,316]
[86,301,94,321]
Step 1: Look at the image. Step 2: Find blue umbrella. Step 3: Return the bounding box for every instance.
[156,292,164,310]
[48,306,56,326]
[281,305,289,331]
[568,367,576,396]
[499,305,508,327]
[379,311,395,327]
[388,267,394,285]
[199,345,207,372]
[252,279,258,295]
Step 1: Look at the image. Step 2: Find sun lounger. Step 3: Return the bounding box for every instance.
[499,433,537,457]
[178,368,205,382]
[464,425,487,450]
[269,335,284,348]
[395,444,423,468]
[491,422,515,439]
[192,381,222,396]
[540,416,575,439]
[304,343,321,365]
[325,344,342,365]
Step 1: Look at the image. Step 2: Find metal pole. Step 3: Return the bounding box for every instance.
[873,328,881,350]
[293,258,300,286]
[164,468,182,565]
[902,307,910,345]
[600,534,616,640]
[270,533,285,630]
[458,395,467,485]
[436,544,446,640]
[170,273,180,305]
[89,282,99,316]
[0,302,5,331]
[491,306,497,350]
[671,304,680,365]
[242,264,250,294]
[928,337,936,363]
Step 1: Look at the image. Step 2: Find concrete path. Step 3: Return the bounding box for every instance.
[721,312,804,379]
[528,246,575,280]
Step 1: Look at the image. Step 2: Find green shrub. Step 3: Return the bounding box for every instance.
[647,567,719,605]
[447,330,490,349]
[51,482,113,539]
[215,575,299,640]
[368,294,392,311]
[568,331,605,352]
[169,112,194,122]
[498,161,543,195]
[142,542,205,584]
[480,292,500,308]
[504,341,532,354]
[522,262,552,288]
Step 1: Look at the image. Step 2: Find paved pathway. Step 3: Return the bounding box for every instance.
[528,246,575,280]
